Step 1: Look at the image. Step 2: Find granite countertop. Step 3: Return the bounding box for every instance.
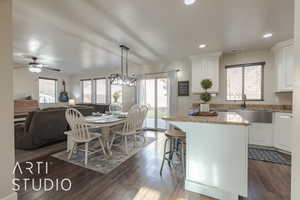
[192,103,293,113]
[163,112,250,126]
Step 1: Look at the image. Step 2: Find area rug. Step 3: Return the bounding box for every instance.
[248,147,291,166]
[52,137,156,174]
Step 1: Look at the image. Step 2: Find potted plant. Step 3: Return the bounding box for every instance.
[199,79,212,112]
[112,91,121,103]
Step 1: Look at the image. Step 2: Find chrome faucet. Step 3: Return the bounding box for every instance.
[241,94,247,109]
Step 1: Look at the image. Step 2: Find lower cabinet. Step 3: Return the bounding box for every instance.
[249,123,273,147]
[248,112,293,153]
[273,112,293,152]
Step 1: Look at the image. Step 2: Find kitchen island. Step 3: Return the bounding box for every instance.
[163,112,250,200]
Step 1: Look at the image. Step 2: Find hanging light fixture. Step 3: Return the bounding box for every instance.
[28,65,42,73]
[109,45,137,87]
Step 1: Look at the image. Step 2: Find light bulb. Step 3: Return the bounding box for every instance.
[184,0,196,5]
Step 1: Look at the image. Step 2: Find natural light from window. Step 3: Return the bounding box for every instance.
[226,63,264,101]
[39,78,57,103]
[81,80,92,103]
[96,79,107,104]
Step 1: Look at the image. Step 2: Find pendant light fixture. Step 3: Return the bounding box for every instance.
[109,45,136,87]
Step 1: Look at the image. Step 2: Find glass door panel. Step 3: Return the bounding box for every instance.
[144,79,155,129]
[157,78,169,130]
[142,78,170,130]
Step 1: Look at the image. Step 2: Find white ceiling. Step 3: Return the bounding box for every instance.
[13,0,294,74]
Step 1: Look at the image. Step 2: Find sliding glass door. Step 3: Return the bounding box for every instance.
[142,78,169,130]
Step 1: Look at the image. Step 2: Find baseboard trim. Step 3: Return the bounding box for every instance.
[0,192,17,200]
[185,180,239,200]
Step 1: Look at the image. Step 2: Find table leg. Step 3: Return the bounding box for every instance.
[101,127,112,157]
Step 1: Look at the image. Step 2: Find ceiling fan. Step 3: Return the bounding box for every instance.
[14,56,61,73]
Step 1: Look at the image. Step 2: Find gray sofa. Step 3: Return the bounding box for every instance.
[76,104,110,113]
[15,106,94,150]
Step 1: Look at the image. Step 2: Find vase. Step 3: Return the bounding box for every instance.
[200,103,210,112]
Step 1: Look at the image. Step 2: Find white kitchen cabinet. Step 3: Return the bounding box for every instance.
[273,112,293,152]
[191,52,222,94]
[272,39,295,92]
[249,123,273,146]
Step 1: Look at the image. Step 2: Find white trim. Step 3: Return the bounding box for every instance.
[1,192,17,200]
[185,180,238,200]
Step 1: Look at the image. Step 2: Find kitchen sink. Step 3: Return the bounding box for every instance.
[229,109,273,123]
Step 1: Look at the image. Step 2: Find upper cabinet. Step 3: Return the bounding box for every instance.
[272,39,295,92]
[191,52,222,94]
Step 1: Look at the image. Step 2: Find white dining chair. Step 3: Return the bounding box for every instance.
[137,105,149,143]
[65,108,106,165]
[113,105,141,154]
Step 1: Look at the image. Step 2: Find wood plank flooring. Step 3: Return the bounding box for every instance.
[15,131,291,200]
[15,141,67,163]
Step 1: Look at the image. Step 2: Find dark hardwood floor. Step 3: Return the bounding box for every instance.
[15,141,67,163]
[15,131,291,200]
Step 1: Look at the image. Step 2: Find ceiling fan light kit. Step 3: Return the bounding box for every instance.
[14,55,61,73]
[109,45,137,87]
[28,66,42,73]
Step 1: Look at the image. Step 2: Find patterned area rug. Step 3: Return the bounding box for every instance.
[52,136,156,174]
[248,147,291,166]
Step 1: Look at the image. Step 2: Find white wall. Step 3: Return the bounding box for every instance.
[70,64,152,111]
[160,49,293,115]
[292,0,300,199]
[0,0,17,199]
[13,68,71,107]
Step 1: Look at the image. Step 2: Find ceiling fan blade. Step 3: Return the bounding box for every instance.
[43,67,61,72]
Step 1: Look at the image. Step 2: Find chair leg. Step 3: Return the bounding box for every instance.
[124,136,128,154]
[68,142,76,160]
[84,142,89,166]
[181,141,185,176]
[160,138,169,176]
[109,133,116,149]
[168,139,174,166]
[133,135,137,148]
[98,137,108,158]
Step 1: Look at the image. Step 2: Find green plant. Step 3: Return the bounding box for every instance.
[200,79,213,103]
[113,91,121,103]
[201,79,213,90]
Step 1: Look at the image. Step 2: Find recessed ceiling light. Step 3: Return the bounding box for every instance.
[199,44,207,48]
[263,33,273,38]
[184,0,196,5]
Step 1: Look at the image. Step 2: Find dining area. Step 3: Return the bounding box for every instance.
[61,104,149,167]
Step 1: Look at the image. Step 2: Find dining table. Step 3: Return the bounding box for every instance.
[84,115,127,157]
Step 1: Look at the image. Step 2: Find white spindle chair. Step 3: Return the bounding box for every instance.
[137,105,149,143]
[65,108,106,165]
[114,106,141,154]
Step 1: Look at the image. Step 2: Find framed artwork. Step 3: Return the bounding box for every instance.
[178,81,189,96]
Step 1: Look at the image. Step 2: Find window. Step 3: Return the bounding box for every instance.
[95,78,107,104]
[226,62,264,101]
[81,79,92,103]
[111,85,123,104]
[39,78,57,103]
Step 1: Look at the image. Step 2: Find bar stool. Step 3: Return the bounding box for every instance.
[160,129,186,176]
